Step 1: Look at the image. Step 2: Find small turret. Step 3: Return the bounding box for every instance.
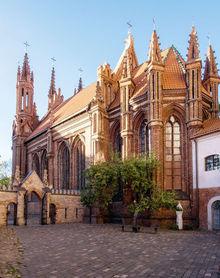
[148,30,162,63]
[186,26,202,127]
[203,44,220,118]
[187,26,200,62]
[48,67,63,111]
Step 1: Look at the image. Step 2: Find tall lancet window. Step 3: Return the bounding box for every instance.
[41,150,48,180]
[32,153,40,177]
[114,129,122,156]
[74,139,85,190]
[164,115,182,190]
[139,121,149,154]
[59,142,70,189]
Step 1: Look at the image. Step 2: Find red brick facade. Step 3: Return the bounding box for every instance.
[11,28,220,226]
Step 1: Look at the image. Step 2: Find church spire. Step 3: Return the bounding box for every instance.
[148,30,162,63]
[17,65,21,83]
[21,53,31,81]
[48,67,63,111]
[77,77,83,92]
[203,44,218,80]
[49,67,56,95]
[113,31,138,76]
[187,26,200,62]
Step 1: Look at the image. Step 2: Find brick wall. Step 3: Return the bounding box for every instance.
[195,187,220,229]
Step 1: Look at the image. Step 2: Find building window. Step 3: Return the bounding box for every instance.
[32,153,40,177]
[164,115,182,190]
[139,121,149,154]
[114,128,122,155]
[58,142,70,189]
[73,138,85,190]
[41,150,48,180]
[205,154,220,171]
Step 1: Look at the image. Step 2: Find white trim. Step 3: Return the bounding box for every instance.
[207,196,220,230]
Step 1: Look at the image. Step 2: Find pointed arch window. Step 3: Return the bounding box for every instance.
[164,115,182,190]
[41,150,48,180]
[32,153,40,177]
[114,128,122,155]
[73,138,85,190]
[58,142,70,189]
[139,121,149,154]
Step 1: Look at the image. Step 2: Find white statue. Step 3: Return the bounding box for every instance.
[176,202,183,230]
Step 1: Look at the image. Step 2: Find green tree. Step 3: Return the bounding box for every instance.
[81,154,177,229]
[0,156,11,187]
[81,156,121,222]
[121,155,176,230]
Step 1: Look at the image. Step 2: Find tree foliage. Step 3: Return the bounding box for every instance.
[121,155,177,215]
[81,155,177,221]
[81,156,121,212]
[0,156,11,186]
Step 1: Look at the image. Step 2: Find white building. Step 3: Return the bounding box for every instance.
[192,118,220,230]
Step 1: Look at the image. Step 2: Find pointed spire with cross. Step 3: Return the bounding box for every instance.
[126,21,132,33]
[24,41,30,53]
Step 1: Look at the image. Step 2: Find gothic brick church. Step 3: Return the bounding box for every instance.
[10,27,220,226]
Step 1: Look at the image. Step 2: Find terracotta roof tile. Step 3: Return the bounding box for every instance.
[192,118,220,138]
[27,82,96,141]
[162,47,186,90]
[131,62,148,99]
[52,82,96,125]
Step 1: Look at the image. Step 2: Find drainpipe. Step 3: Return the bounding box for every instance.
[194,139,200,228]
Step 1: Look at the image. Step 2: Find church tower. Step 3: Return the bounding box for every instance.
[186,26,202,128]
[12,53,38,182]
[146,29,164,176]
[203,44,220,118]
[146,29,164,186]
[119,32,137,159]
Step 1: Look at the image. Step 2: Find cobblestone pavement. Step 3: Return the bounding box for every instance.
[0,227,22,278]
[14,224,220,278]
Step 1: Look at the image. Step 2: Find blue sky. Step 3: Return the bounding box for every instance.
[0,0,220,161]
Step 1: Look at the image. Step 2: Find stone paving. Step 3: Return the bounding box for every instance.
[13,223,220,278]
[0,227,22,278]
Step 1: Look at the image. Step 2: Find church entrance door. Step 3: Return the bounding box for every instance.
[25,191,42,226]
[7,203,17,225]
[212,201,220,230]
[49,204,56,224]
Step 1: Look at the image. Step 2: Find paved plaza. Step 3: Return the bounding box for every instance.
[1,224,220,278]
[16,224,220,278]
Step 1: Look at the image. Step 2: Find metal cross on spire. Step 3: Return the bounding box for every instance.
[51,57,56,67]
[126,21,132,33]
[24,41,30,53]
[78,67,83,76]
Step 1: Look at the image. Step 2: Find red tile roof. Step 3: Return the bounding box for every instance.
[192,118,220,138]
[27,82,96,141]
[162,47,186,90]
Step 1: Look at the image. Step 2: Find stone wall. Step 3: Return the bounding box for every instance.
[50,193,83,224]
[0,190,17,226]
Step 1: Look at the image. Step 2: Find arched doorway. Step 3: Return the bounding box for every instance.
[7,203,17,225]
[49,204,56,224]
[212,200,220,230]
[25,191,42,226]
